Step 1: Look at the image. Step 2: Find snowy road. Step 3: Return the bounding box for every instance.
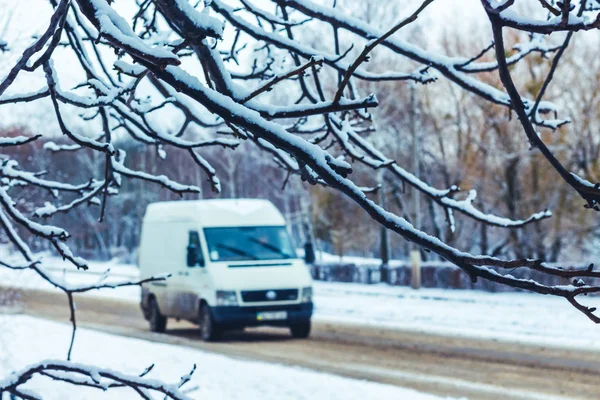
[4,285,600,400]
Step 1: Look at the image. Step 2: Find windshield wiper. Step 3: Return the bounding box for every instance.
[248,237,294,259]
[216,243,259,260]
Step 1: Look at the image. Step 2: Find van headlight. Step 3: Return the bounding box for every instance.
[301,287,312,303]
[216,290,238,306]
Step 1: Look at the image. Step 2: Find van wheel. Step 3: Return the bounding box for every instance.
[149,298,167,333]
[290,321,311,339]
[199,304,222,341]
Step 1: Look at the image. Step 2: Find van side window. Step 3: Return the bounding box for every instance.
[187,231,205,267]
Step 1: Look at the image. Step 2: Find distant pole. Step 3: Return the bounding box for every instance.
[410,83,421,290]
[378,169,390,283]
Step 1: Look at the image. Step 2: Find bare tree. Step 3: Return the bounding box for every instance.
[2,0,600,395]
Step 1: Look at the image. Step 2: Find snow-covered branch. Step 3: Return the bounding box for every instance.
[2,0,600,396]
[0,360,196,400]
[0,3,600,384]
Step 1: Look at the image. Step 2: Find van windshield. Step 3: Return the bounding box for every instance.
[203,226,297,262]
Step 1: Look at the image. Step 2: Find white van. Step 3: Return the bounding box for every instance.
[138,199,313,341]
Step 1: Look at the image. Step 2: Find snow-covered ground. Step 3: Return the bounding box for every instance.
[2,256,600,351]
[0,314,454,400]
[314,282,600,350]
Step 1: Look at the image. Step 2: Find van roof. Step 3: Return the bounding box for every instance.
[143,198,286,227]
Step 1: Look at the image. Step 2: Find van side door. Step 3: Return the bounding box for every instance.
[169,230,208,321]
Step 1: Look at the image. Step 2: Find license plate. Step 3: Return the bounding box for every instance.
[257,311,287,321]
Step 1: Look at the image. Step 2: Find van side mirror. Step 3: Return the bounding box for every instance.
[187,245,205,267]
[304,241,315,265]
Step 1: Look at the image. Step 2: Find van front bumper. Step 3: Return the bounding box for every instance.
[211,302,313,327]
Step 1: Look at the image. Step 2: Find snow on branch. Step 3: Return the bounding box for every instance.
[0,0,70,97]
[155,0,224,39]
[482,0,600,34]
[111,149,201,194]
[328,116,552,228]
[76,0,181,67]
[1,159,99,193]
[0,360,196,399]
[282,0,559,116]
[0,135,42,147]
[0,187,69,241]
[333,0,435,103]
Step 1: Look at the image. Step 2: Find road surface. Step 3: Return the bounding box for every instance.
[4,286,600,400]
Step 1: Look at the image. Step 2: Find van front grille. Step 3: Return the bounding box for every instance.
[241,289,298,303]
[229,262,292,268]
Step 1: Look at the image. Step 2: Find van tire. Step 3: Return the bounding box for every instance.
[290,321,311,339]
[149,298,167,333]
[199,304,222,341]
